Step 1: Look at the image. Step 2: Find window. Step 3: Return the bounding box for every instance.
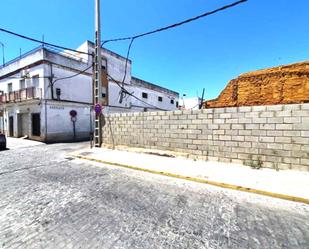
[7,83,13,93]
[170,99,174,104]
[142,92,148,99]
[144,108,148,112]
[20,79,26,89]
[32,75,40,88]
[176,101,179,108]
[102,59,107,71]
[158,96,163,102]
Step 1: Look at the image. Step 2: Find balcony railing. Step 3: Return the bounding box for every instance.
[0,87,42,104]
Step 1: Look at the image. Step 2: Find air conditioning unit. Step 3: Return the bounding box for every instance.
[20,69,30,78]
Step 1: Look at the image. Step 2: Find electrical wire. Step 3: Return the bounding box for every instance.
[102,0,247,45]
[0,27,92,56]
[118,38,135,103]
[102,0,247,109]
[52,65,93,85]
[107,73,168,111]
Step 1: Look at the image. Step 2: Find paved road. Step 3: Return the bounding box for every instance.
[0,141,308,249]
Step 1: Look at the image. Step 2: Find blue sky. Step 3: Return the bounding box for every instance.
[0,0,308,100]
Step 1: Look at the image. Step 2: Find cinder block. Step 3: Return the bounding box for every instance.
[245,112,260,118]
[232,147,246,153]
[283,157,300,164]
[232,112,245,118]
[283,131,301,137]
[265,155,282,163]
[267,117,284,123]
[266,105,282,111]
[197,114,208,119]
[267,130,283,136]
[219,124,231,130]
[283,143,301,151]
[192,119,202,124]
[220,113,232,119]
[260,111,275,118]
[232,124,245,130]
[245,124,259,130]
[202,109,214,114]
[238,153,251,160]
[301,131,309,137]
[260,124,275,130]
[259,136,275,143]
[178,115,188,120]
[226,118,239,124]
[225,141,238,147]
[238,142,252,148]
[292,110,309,117]
[252,118,267,124]
[283,117,301,123]
[267,143,283,150]
[213,130,225,135]
[292,137,309,145]
[225,107,238,113]
[226,129,239,136]
[213,119,225,124]
[252,106,267,111]
[233,136,245,141]
[238,130,251,136]
[219,135,231,141]
[252,130,267,136]
[276,110,292,117]
[214,108,225,113]
[237,118,252,123]
[284,104,300,111]
[245,136,259,142]
[238,106,252,112]
[208,124,219,130]
[275,137,292,143]
[300,158,309,166]
[276,124,293,130]
[301,103,309,110]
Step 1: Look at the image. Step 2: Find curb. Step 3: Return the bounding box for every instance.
[72,154,309,205]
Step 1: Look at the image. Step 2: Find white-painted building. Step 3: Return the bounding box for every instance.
[0,41,179,142]
[179,97,202,110]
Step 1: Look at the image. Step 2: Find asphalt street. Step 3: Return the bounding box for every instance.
[0,140,308,249]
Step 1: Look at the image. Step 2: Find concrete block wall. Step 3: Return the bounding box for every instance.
[102,103,309,171]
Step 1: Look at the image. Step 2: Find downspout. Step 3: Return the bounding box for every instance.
[50,63,55,100]
[45,63,54,142]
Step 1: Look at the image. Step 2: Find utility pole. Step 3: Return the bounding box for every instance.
[93,0,103,147]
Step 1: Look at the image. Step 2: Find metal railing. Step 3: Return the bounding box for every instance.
[0,87,42,104]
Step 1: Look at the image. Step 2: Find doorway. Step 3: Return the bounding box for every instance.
[32,113,41,136]
[9,116,14,137]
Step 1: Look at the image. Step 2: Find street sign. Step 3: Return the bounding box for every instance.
[69,110,77,117]
[94,104,102,114]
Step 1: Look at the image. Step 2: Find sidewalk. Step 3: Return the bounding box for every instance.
[6,137,44,149]
[71,147,309,204]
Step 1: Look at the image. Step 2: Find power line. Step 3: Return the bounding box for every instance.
[0,27,92,56]
[107,73,168,111]
[102,0,247,45]
[119,38,135,104]
[52,65,93,84]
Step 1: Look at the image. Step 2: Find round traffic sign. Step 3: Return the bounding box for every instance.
[70,110,77,117]
[94,104,102,114]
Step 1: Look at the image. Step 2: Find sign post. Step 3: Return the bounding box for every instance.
[70,110,77,141]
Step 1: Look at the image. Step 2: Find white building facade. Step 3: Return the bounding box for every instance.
[0,41,179,142]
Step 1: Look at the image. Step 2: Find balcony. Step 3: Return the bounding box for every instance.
[0,87,42,104]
